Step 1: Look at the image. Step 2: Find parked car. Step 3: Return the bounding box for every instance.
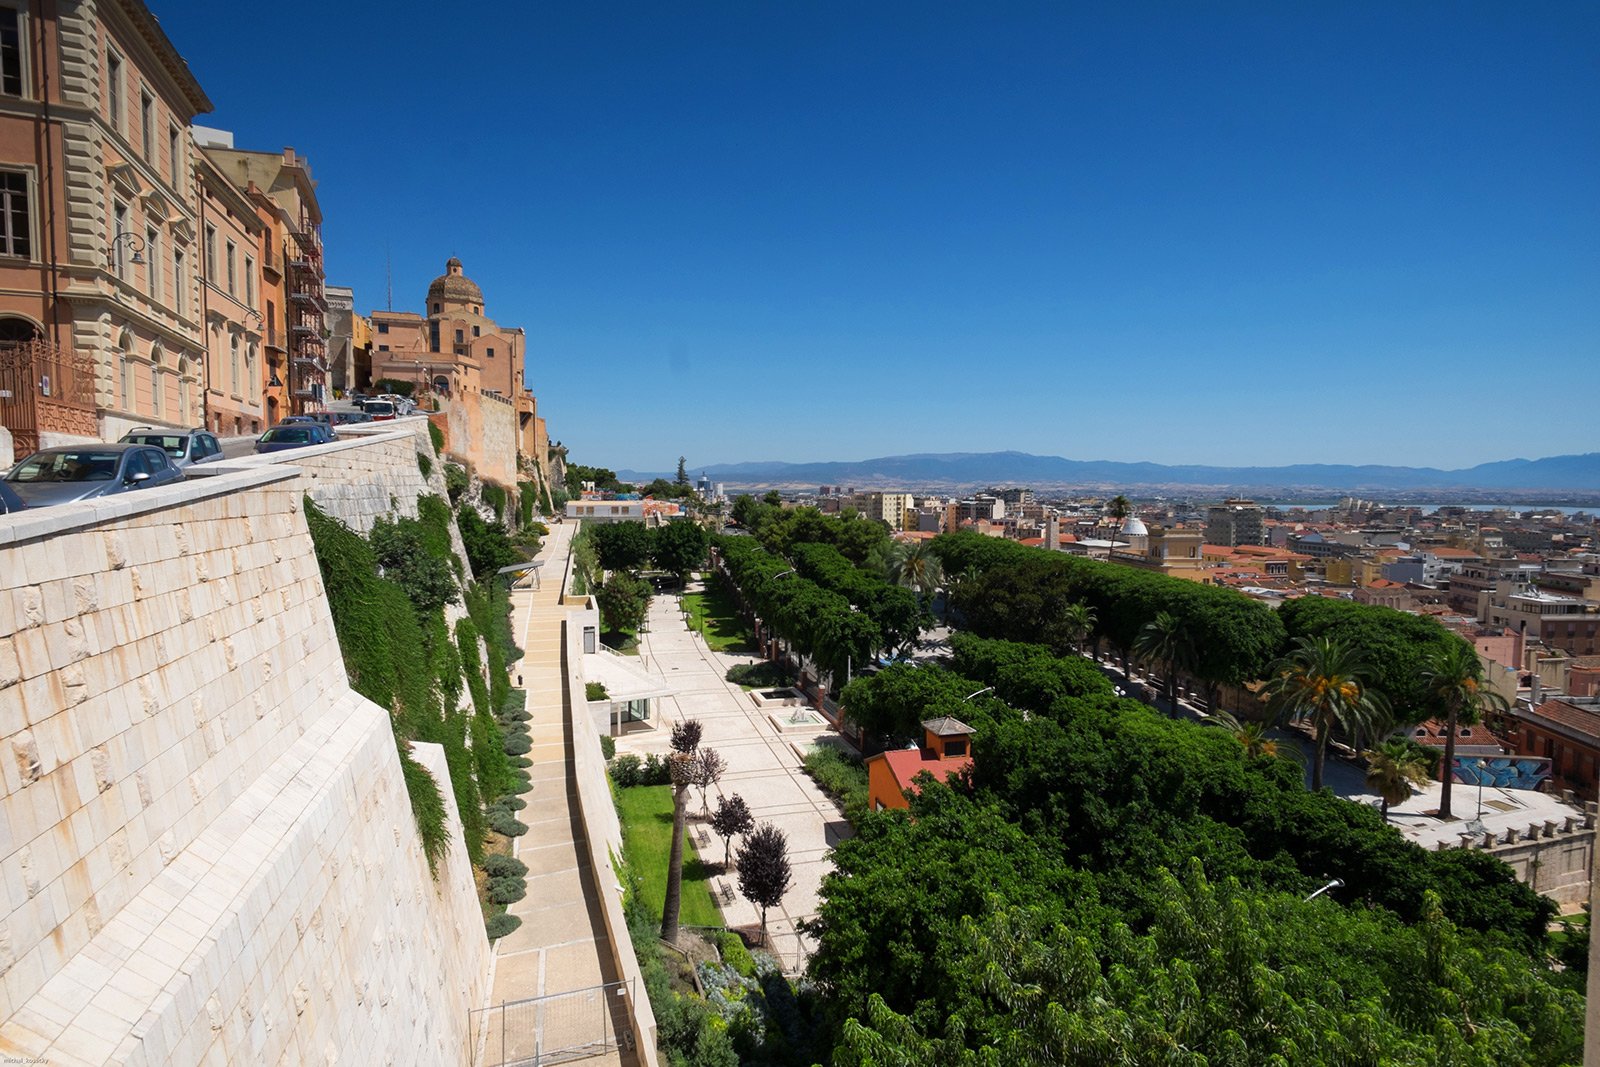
[0,479,25,514]
[254,426,323,454]
[330,410,372,425]
[3,444,183,507]
[118,427,224,469]
[361,399,396,421]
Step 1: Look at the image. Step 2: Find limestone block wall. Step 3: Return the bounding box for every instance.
[0,455,488,1063]
[441,391,518,492]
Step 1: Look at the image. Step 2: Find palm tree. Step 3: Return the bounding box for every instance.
[892,540,945,603]
[1204,709,1280,759]
[1421,638,1509,821]
[659,753,695,945]
[1134,611,1193,714]
[1262,636,1389,792]
[1363,740,1431,821]
[1106,495,1131,523]
[1055,601,1097,657]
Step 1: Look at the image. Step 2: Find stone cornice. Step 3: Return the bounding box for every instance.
[101,0,214,117]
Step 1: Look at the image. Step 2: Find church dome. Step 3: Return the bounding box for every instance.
[427,257,484,310]
[1120,515,1149,537]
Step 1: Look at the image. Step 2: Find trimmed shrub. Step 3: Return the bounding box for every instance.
[610,754,642,787]
[496,795,528,811]
[484,854,529,879]
[600,734,616,760]
[718,931,756,978]
[511,756,532,768]
[488,876,528,905]
[725,661,790,689]
[485,912,522,940]
[587,681,610,702]
[489,811,527,837]
[504,735,531,757]
[641,752,673,786]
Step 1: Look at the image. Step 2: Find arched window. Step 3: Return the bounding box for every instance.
[246,341,256,390]
[230,332,240,393]
[0,317,39,347]
[150,341,164,418]
[118,328,135,408]
[177,354,191,423]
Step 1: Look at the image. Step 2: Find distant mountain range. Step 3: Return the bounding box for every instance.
[618,451,1600,496]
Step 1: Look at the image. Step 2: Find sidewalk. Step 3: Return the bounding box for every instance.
[483,523,632,1066]
[627,577,851,971]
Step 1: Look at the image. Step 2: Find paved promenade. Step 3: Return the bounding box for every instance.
[482,523,631,1066]
[626,578,851,971]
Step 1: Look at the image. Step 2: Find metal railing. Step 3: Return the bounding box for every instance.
[470,979,637,1066]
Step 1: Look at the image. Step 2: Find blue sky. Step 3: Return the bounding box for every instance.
[157,2,1598,473]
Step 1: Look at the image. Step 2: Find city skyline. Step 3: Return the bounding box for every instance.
[158,1,1599,470]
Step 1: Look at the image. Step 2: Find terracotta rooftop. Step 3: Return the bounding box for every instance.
[878,748,974,797]
[1522,698,1600,741]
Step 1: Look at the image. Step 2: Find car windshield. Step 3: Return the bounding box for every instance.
[124,434,186,457]
[7,450,122,482]
[365,402,394,415]
[262,428,310,443]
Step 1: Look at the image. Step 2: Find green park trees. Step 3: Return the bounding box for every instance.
[597,571,651,635]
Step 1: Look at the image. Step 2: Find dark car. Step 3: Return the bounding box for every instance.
[330,410,372,426]
[118,427,223,469]
[256,425,337,453]
[3,444,183,507]
[0,479,25,514]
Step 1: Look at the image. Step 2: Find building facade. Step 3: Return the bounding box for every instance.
[193,142,264,435]
[200,141,326,420]
[1205,498,1266,546]
[370,257,550,490]
[0,0,214,453]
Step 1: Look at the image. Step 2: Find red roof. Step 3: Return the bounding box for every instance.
[879,749,973,795]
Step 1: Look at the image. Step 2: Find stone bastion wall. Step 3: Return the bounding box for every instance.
[0,433,489,1064]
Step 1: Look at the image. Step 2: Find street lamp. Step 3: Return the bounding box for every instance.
[1464,758,1490,837]
[1304,878,1343,902]
[107,232,145,267]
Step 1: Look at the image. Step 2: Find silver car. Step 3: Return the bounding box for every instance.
[118,427,224,469]
[4,444,184,507]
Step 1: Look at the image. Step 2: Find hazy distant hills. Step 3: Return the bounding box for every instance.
[619,451,1600,495]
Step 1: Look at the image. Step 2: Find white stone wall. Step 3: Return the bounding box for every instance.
[0,452,487,1063]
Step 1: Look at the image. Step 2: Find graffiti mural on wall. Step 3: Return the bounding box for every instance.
[1450,756,1552,791]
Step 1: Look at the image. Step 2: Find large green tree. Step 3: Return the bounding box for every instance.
[590,520,656,573]
[651,519,709,585]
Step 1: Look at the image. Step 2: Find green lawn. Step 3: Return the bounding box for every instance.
[683,584,757,654]
[615,785,723,928]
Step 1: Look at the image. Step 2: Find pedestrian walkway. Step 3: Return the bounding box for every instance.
[626,577,852,971]
[482,523,633,1066]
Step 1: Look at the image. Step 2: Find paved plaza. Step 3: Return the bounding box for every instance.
[623,577,853,970]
